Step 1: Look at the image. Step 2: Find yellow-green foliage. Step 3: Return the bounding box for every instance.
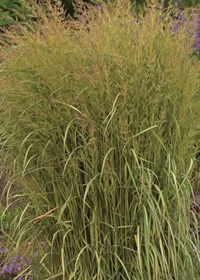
[0,1,200,279]
[1,1,200,173]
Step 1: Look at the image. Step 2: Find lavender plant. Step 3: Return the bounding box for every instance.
[173,0,187,32]
[192,9,200,56]
[0,248,34,279]
[173,0,200,58]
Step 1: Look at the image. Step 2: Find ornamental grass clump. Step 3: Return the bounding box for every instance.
[0,0,200,279]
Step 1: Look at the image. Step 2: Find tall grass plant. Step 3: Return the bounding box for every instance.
[0,0,200,278]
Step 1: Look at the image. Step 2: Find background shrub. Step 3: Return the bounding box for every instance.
[0,204,22,233]
[0,0,200,279]
[0,0,35,29]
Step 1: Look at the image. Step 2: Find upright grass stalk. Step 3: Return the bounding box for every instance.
[0,0,200,279]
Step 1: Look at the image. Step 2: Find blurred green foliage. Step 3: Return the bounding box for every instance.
[0,204,22,232]
[132,0,199,7]
[1,0,199,31]
[37,0,200,19]
[0,0,34,29]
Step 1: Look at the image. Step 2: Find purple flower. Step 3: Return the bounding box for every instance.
[0,249,36,279]
[13,268,17,274]
[174,23,179,32]
[3,265,10,273]
[172,1,187,33]
[34,252,38,257]
[192,9,200,54]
